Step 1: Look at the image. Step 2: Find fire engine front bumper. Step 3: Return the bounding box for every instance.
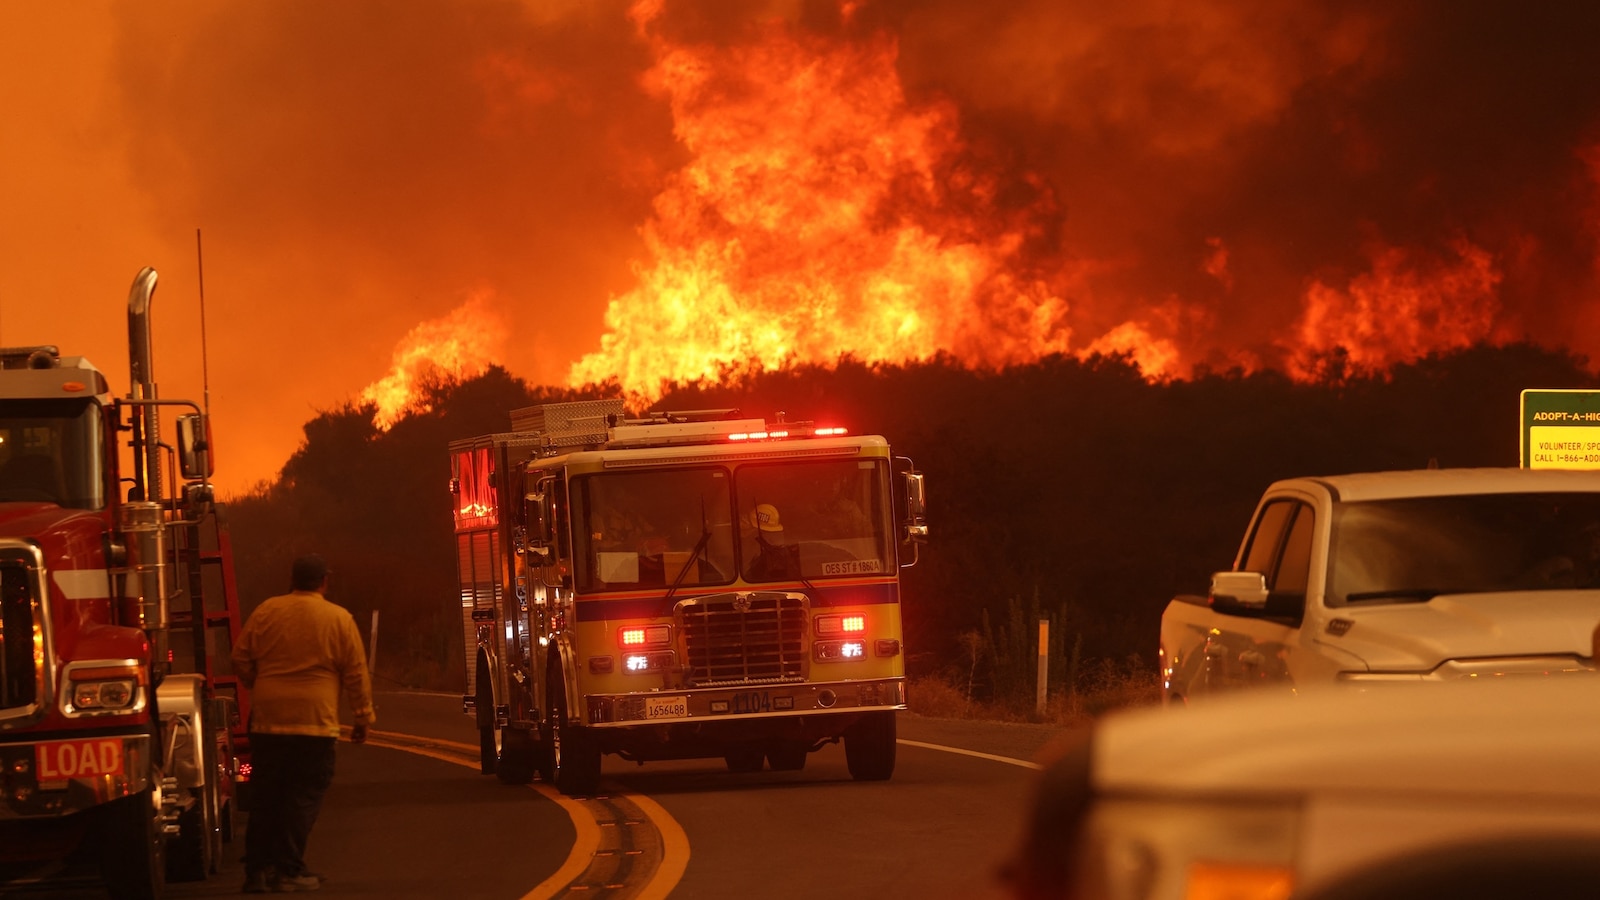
[585,677,905,728]
[0,733,155,819]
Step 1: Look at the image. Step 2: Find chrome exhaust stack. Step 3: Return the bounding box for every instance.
[124,267,171,664]
[126,266,162,504]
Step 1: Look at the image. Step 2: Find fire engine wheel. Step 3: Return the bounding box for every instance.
[476,663,497,776]
[219,796,236,844]
[496,728,537,785]
[724,746,765,773]
[844,711,897,782]
[536,717,556,784]
[165,795,213,882]
[97,788,164,900]
[766,742,809,772]
[550,684,602,796]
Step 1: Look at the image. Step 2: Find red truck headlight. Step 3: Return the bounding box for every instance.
[62,664,145,717]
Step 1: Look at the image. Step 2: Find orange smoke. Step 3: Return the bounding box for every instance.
[360,292,505,429]
[1285,239,1503,380]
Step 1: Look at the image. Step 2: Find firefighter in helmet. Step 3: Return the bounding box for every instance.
[745,502,798,581]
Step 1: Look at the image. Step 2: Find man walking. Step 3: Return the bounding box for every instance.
[233,555,376,893]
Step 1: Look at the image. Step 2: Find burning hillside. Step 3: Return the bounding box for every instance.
[114,1,1600,430]
[557,0,1600,407]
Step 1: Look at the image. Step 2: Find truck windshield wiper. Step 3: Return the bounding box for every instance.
[665,498,713,604]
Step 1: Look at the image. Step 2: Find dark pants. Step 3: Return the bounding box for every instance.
[244,733,337,879]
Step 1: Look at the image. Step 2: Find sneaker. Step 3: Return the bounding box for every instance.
[241,871,272,894]
[269,873,321,892]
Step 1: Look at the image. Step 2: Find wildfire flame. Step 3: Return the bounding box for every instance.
[566,4,1121,404]
[393,2,1563,406]
[360,292,506,429]
[1285,239,1504,379]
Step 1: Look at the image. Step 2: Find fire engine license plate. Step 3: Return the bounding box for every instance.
[645,696,689,719]
[35,737,125,781]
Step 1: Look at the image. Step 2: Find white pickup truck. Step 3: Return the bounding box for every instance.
[1160,467,1600,703]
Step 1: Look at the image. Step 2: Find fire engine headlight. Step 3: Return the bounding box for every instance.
[80,680,135,709]
[622,651,674,674]
[68,677,141,713]
[814,640,866,661]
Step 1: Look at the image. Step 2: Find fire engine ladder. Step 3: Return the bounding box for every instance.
[168,504,251,755]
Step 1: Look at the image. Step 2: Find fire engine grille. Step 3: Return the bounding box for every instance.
[0,562,40,712]
[677,593,807,686]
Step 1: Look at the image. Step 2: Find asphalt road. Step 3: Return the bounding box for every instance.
[50,690,1074,898]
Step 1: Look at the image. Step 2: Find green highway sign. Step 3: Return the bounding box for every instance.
[1521,389,1600,469]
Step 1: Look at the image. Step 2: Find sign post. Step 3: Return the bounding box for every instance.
[1521,389,1600,469]
[1036,618,1049,718]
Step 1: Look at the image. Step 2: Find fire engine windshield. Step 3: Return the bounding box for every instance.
[736,458,894,583]
[571,467,738,593]
[0,399,104,510]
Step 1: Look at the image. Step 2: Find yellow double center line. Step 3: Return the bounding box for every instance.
[358,729,690,899]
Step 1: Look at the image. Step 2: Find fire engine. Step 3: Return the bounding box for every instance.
[0,268,249,898]
[452,399,927,795]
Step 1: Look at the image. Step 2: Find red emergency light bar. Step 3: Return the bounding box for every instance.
[728,425,848,441]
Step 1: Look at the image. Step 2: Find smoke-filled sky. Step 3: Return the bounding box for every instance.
[4,0,1599,496]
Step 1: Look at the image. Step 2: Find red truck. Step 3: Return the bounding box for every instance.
[0,268,250,897]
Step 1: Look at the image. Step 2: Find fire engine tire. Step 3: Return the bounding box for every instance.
[97,788,164,900]
[554,726,602,796]
[844,711,897,781]
[550,683,602,796]
[724,747,765,773]
[766,742,808,772]
[480,724,499,776]
[536,719,556,784]
[165,799,211,883]
[476,662,497,776]
[496,729,537,785]
[220,797,236,844]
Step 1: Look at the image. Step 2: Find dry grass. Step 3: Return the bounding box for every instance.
[907,667,1161,728]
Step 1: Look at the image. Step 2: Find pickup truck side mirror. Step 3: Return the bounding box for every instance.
[1210,571,1269,610]
[1210,570,1305,624]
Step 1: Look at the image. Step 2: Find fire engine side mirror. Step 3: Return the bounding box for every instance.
[176,413,214,481]
[525,491,548,543]
[524,483,563,587]
[902,470,928,543]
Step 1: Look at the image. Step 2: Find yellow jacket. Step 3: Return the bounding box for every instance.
[232,590,376,737]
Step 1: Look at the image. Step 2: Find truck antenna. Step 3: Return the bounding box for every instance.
[195,228,211,416]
